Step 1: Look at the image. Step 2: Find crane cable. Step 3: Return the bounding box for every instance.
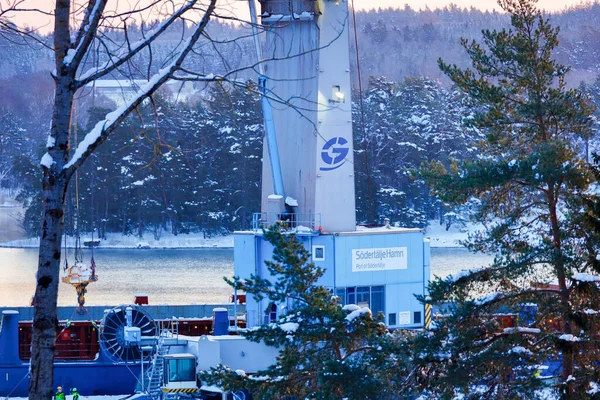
[350,0,375,224]
[64,98,77,271]
[90,154,97,280]
[70,0,83,264]
[74,105,82,264]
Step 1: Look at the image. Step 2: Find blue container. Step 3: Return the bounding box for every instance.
[0,310,20,365]
[213,308,229,336]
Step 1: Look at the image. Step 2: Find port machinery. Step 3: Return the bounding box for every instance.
[0,302,263,398]
[98,305,275,400]
[0,305,161,397]
[99,306,157,363]
[129,0,433,394]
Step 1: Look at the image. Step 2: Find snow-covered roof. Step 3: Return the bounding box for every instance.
[285,196,298,207]
[503,327,541,334]
[200,385,224,393]
[342,226,423,235]
[473,292,502,306]
[558,334,581,342]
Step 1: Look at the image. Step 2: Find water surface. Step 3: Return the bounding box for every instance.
[0,247,493,307]
[0,248,234,306]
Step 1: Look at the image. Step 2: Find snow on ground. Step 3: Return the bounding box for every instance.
[0,220,475,249]
[1,231,235,249]
[5,397,133,400]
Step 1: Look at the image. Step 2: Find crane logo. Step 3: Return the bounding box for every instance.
[320,137,349,171]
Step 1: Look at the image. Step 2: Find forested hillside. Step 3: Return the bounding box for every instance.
[4,3,600,237]
[353,3,600,84]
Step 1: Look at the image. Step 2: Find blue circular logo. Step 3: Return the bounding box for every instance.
[320,137,349,171]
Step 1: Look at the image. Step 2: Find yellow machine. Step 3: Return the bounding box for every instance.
[61,258,98,312]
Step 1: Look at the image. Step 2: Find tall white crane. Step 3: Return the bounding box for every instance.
[237,0,430,331]
[253,0,356,233]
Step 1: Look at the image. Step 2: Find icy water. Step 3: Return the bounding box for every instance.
[429,247,493,279]
[0,247,493,307]
[0,248,235,307]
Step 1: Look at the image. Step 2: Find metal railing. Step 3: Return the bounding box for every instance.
[258,0,316,16]
[252,212,322,234]
[157,318,179,338]
[146,333,168,399]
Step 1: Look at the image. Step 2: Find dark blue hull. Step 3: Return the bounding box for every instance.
[0,361,141,397]
[0,304,244,397]
[0,309,144,397]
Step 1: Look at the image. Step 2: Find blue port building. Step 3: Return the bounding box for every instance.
[235,228,430,329]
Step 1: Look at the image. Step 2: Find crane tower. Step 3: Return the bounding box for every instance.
[235,0,430,330]
[258,0,355,233]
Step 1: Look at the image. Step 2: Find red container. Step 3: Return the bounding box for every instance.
[134,294,149,305]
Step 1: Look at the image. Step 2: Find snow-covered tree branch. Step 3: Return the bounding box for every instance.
[23,1,258,399]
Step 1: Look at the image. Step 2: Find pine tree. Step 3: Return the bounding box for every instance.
[417,0,598,398]
[200,223,415,399]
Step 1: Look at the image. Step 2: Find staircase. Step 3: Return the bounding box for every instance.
[143,320,183,400]
[146,332,168,399]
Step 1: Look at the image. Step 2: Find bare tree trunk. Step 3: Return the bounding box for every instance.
[30,177,69,399]
[547,185,574,398]
[30,3,74,396]
[26,1,218,397]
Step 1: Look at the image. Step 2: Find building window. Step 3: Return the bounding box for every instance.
[342,286,385,315]
[286,297,295,313]
[371,286,384,315]
[414,311,422,324]
[356,287,370,307]
[264,303,277,324]
[330,85,345,103]
[312,245,325,261]
[347,287,355,305]
[165,357,195,382]
[335,288,346,305]
[388,313,397,326]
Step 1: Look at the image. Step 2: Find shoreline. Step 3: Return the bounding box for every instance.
[0,241,467,250]
[0,244,236,249]
[0,220,474,250]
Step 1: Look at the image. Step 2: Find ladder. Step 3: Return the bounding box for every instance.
[144,320,183,400]
[147,332,168,399]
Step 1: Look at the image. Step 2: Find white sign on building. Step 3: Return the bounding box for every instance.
[399,311,411,325]
[351,247,408,272]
